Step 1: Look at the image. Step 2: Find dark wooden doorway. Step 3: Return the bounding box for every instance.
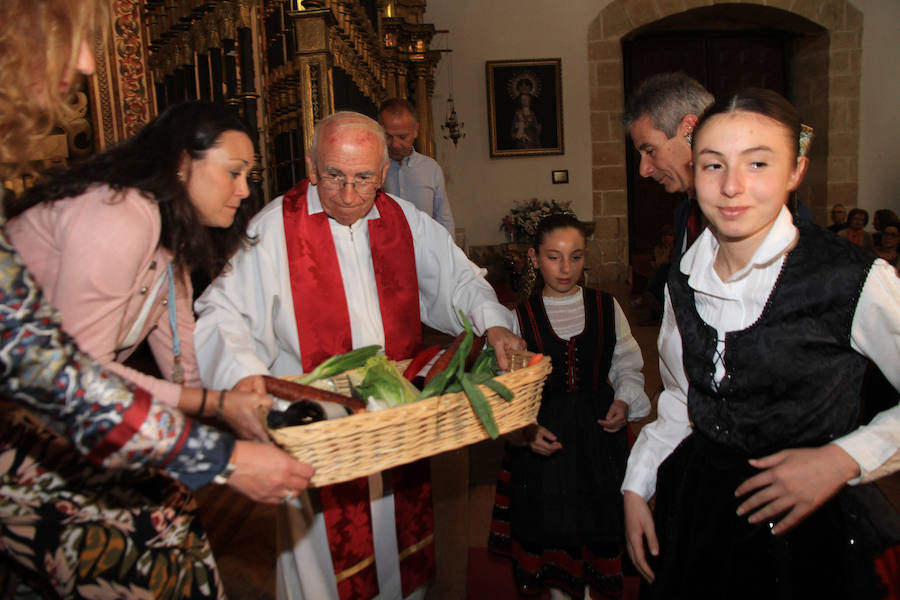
[623,32,792,260]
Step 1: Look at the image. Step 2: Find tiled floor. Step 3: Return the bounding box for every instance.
[195,281,900,599]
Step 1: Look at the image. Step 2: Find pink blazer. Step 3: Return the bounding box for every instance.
[5,185,201,405]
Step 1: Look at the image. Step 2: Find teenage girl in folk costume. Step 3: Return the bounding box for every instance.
[489,213,650,600]
[623,88,900,599]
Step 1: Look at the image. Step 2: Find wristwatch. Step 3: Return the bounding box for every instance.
[213,448,238,485]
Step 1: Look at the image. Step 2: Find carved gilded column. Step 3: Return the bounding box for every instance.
[381,17,403,98]
[289,6,336,152]
[88,0,153,150]
[405,27,438,157]
[256,0,442,196]
[412,64,431,156]
[192,16,211,101]
[395,63,409,100]
[236,0,261,150]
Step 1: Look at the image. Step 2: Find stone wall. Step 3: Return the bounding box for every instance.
[586,0,863,284]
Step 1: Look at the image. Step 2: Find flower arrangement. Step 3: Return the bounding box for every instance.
[499,198,573,243]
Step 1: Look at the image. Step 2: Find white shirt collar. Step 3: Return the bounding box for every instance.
[306,182,381,223]
[542,286,583,306]
[680,204,798,293]
[391,148,419,168]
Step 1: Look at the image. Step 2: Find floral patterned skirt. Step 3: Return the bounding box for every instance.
[0,408,224,599]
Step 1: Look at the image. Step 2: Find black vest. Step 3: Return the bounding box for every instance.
[515,287,615,395]
[669,219,875,456]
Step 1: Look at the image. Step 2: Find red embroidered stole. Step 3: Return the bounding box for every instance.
[282,180,434,599]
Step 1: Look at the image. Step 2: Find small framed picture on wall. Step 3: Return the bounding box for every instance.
[551,169,569,184]
[486,58,564,157]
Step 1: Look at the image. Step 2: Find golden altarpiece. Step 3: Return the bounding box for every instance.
[47,0,443,208]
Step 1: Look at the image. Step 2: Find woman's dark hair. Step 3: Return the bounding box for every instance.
[694,87,802,159]
[847,207,869,227]
[883,221,900,234]
[6,100,257,280]
[873,209,899,231]
[531,212,585,250]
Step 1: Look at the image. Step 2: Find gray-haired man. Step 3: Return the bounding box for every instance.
[622,72,714,261]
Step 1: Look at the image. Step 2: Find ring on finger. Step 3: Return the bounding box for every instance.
[283,490,295,503]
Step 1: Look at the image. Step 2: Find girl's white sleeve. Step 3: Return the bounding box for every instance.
[608,298,650,420]
[622,288,693,500]
[833,260,900,481]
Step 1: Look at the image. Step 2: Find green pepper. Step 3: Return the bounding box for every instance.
[419,310,474,399]
[459,372,499,439]
[469,347,499,379]
[483,379,514,401]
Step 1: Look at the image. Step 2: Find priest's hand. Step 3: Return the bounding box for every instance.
[735,444,860,535]
[233,374,267,394]
[219,390,273,442]
[486,326,525,370]
[226,440,314,504]
[624,490,658,583]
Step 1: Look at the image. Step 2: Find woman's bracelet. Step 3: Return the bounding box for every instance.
[216,390,227,420]
[198,388,208,417]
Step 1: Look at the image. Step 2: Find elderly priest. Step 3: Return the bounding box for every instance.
[193,111,523,600]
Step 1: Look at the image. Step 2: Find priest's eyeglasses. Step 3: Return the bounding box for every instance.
[317,172,378,195]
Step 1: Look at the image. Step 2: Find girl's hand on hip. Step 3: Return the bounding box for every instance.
[597,399,628,432]
[624,490,658,583]
[735,444,860,535]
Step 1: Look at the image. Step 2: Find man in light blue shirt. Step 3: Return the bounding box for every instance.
[378,98,455,234]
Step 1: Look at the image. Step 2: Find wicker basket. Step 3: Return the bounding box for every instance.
[266,351,551,487]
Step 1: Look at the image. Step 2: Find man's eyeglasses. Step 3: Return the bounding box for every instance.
[317,171,378,195]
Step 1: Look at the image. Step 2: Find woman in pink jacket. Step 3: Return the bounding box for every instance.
[5,100,269,441]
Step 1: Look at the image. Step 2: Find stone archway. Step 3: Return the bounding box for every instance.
[586,0,863,283]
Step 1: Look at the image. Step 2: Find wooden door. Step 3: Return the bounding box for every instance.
[623,32,789,256]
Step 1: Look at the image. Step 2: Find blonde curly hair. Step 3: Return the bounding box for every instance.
[0,0,107,178]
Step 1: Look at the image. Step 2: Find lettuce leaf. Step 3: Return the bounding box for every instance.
[354,354,420,407]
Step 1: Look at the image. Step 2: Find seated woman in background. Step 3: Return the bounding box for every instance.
[873,209,900,247]
[874,221,900,273]
[5,100,269,441]
[839,207,874,249]
[0,1,314,597]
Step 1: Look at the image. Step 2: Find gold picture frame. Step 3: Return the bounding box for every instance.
[486,58,564,157]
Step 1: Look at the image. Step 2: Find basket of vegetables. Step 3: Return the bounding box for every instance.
[263,315,551,488]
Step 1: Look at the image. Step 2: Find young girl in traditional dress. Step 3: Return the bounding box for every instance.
[490,213,650,599]
[623,88,900,599]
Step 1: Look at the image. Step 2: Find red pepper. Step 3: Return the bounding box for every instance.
[464,336,485,371]
[402,346,442,381]
[424,332,466,384]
